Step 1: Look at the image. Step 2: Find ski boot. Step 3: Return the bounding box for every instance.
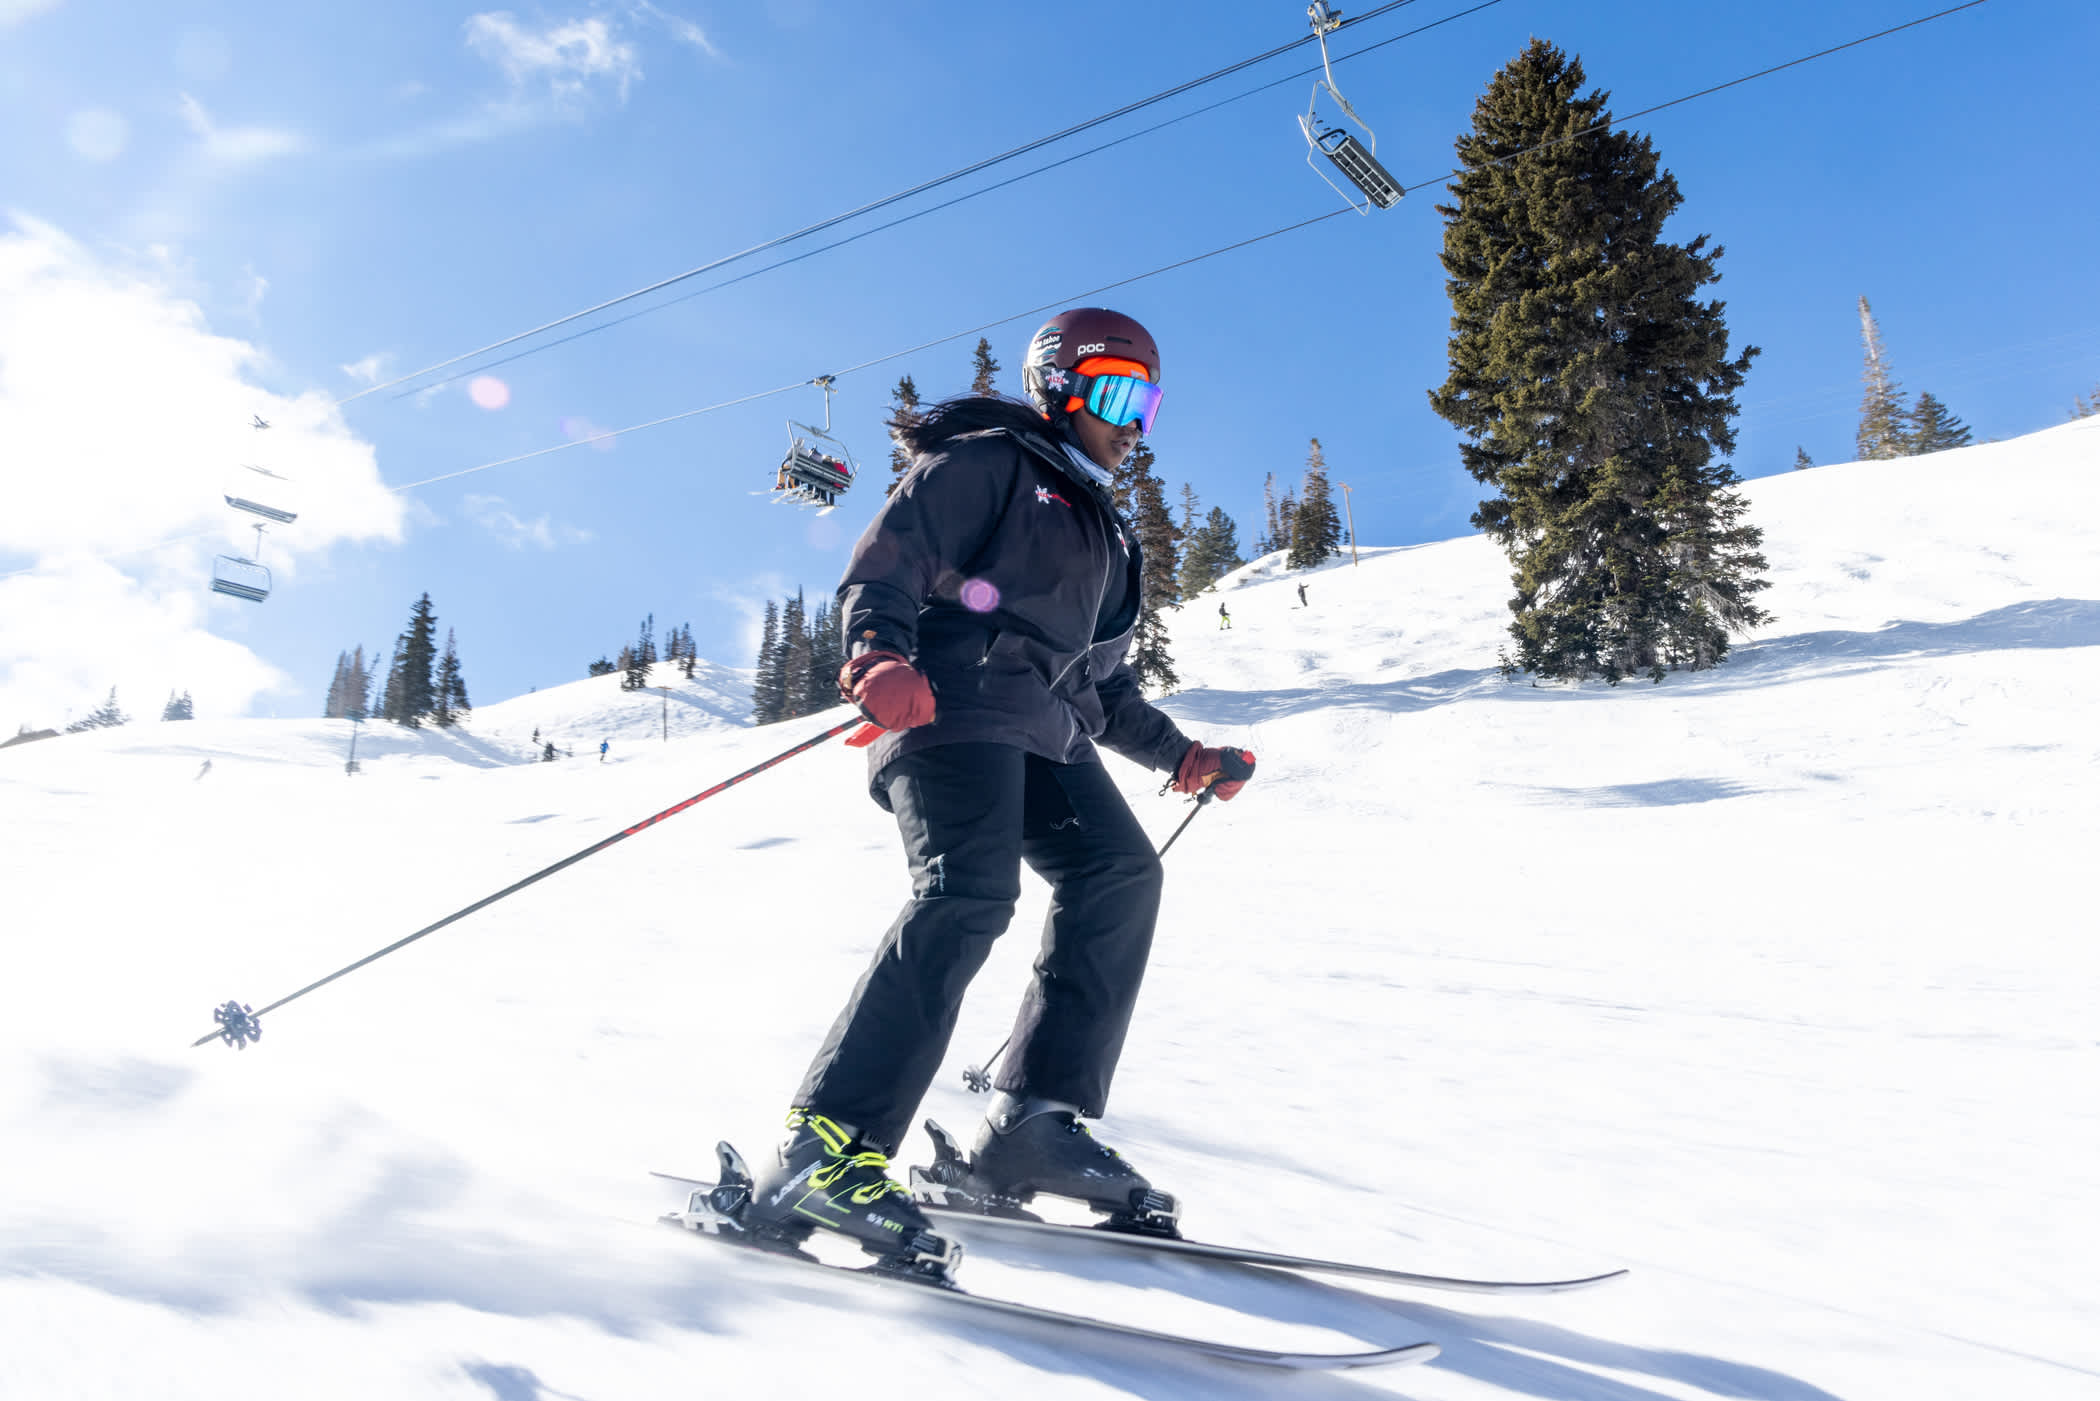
[734,1111,960,1280]
[912,1100,1181,1238]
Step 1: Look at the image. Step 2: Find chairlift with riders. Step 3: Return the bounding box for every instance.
[774,374,855,513]
[210,495,297,603]
[1298,2,1404,213]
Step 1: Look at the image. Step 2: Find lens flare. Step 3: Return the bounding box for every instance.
[469,376,511,410]
[960,578,1000,613]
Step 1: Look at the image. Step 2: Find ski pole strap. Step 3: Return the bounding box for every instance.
[190,716,863,1049]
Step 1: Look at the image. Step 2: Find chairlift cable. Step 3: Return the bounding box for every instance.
[2,0,2004,581]
[336,1,1439,407]
[387,0,1514,403]
[1393,0,1998,198]
[379,0,2001,494]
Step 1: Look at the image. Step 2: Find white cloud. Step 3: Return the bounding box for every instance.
[339,352,391,386]
[630,0,718,58]
[65,109,128,163]
[0,0,62,29]
[0,218,404,729]
[464,12,641,104]
[176,93,304,166]
[462,494,591,550]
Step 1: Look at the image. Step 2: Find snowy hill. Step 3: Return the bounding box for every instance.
[3,419,2097,1400]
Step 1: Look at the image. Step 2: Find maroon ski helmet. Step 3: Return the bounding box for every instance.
[1021,308,1161,418]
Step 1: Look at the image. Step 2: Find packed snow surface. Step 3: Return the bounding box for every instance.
[4,421,2097,1400]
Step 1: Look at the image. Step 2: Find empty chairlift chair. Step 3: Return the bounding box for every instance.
[1298,2,1404,213]
[211,495,297,603]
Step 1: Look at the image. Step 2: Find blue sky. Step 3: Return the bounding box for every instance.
[2,0,2095,727]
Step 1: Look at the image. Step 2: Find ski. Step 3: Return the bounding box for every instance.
[905,1119,1627,1297]
[651,1157,1438,1373]
[913,1205,1628,1295]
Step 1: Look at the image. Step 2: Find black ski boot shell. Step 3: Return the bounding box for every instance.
[969,1113,1177,1226]
[745,1114,957,1271]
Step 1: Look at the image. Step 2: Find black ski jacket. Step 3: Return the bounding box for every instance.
[837,422,1192,787]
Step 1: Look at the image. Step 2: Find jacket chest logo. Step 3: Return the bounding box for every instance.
[1035,485,1071,508]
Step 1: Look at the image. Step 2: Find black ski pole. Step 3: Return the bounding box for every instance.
[962,748,1255,1091]
[193,716,864,1050]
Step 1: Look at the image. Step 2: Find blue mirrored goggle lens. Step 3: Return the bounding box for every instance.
[1086,374,1164,433]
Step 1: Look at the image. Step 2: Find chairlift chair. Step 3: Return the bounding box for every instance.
[210,519,274,603]
[776,375,857,514]
[1298,2,1405,212]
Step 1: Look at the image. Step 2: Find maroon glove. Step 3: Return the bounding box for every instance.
[838,650,935,731]
[1172,742,1257,801]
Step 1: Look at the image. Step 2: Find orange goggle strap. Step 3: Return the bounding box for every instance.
[1062,356,1155,416]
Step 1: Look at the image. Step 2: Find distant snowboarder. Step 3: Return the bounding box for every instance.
[194,758,212,780]
[542,741,557,763]
[599,739,610,763]
[1218,601,1232,629]
[1297,582,1308,608]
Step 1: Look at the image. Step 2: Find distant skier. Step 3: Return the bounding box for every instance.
[1297,582,1308,608]
[599,739,609,763]
[532,727,540,745]
[1218,600,1232,629]
[542,741,557,763]
[194,758,212,781]
[741,307,1257,1270]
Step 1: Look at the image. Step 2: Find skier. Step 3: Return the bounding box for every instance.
[543,741,557,763]
[1218,601,1232,629]
[194,758,212,781]
[1297,582,1308,608]
[599,739,609,763]
[745,308,1256,1265]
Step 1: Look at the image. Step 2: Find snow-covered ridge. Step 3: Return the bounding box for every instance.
[2,419,2096,1400]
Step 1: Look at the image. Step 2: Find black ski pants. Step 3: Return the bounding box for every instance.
[794,742,1164,1154]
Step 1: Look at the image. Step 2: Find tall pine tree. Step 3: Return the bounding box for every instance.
[1288,437,1342,569]
[886,375,923,495]
[1856,296,1909,461]
[324,651,352,718]
[1112,441,1183,693]
[751,600,784,722]
[160,689,194,721]
[779,591,813,720]
[65,687,128,732]
[1257,473,1282,557]
[433,628,469,727]
[1907,392,1972,453]
[970,338,1001,396]
[1179,507,1246,596]
[381,594,440,726]
[1430,39,1768,683]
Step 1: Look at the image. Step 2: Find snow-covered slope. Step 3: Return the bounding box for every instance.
[2,420,2096,1400]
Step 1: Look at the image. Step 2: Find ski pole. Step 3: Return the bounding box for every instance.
[961,748,1255,1092]
[193,716,863,1050]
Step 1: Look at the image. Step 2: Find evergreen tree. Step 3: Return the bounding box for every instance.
[886,374,924,495]
[433,628,469,727]
[324,651,349,718]
[638,613,657,668]
[160,689,194,721]
[1112,440,1182,692]
[1794,446,1814,471]
[588,656,617,677]
[622,632,647,691]
[1276,488,1297,558]
[1287,437,1342,569]
[1907,392,1973,453]
[381,635,408,723]
[780,590,813,720]
[383,594,440,726]
[1179,507,1246,596]
[677,622,698,679]
[1856,296,1909,461]
[1257,473,1281,556]
[1429,39,1768,683]
[751,599,784,723]
[805,597,844,714]
[2074,384,2098,419]
[64,687,129,732]
[970,337,1001,397]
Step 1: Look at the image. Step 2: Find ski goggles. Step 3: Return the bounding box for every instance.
[1067,356,1163,433]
